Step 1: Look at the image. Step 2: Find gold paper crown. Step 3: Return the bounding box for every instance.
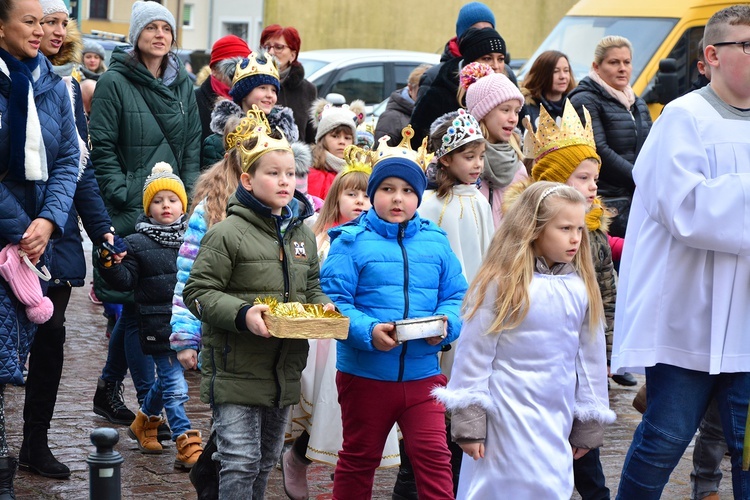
[231,51,280,87]
[341,145,376,176]
[226,105,292,171]
[522,99,596,162]
[373,125,434,172]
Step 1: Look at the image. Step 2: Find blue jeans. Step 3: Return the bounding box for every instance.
[212,403,289,499]
[691,399,728,499]
[141,352,190,439]
[100,304,154,403]
[617,363,750,499]
[574,447,610,499]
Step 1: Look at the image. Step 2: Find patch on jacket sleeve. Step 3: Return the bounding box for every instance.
[293,241,307,258]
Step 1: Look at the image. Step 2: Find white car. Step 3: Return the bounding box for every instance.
[298,49,439,111]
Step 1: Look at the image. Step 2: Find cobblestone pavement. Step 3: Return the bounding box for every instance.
[5,240,733,499]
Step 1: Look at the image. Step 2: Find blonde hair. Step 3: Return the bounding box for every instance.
[593,36,633,65]
[312,170,370,235]
[408,64,432,90]
[189,117,245,226]
[464,181,603,334]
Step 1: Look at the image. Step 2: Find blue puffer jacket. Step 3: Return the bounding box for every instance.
[0,53,79,385]
[321,209,467,382]
[46,77,113,288]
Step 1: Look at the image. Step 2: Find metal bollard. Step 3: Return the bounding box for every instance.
[87,428,124,500]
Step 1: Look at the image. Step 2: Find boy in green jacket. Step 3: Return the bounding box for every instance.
[182,106,333,498]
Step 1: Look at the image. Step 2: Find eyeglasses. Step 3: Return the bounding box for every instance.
[262,43,289,52]
[712,41,750,55]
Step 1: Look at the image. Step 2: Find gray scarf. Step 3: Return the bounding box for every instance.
[482,141,519,189]
[135,214,187,248]
[325,151,346,173]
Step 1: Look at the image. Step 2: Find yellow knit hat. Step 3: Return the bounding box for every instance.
[531,144,600,184]
[142,162,188,216]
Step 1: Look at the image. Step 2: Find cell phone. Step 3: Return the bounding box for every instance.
[101,241,117,254]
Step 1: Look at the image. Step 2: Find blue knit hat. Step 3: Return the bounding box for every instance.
[456,2,496,38]
[228,52,281,105]
[367,157,427,207]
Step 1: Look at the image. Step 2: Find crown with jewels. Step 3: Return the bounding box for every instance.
[226,105,292,171]
[373,125,434,172]
[435,109,484,159]
[522,99,596,162]
[341,145,377,176]
[231,51,280,87]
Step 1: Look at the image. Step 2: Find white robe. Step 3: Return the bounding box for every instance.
[612,90,750,375]
[287,232,400,467]
[435,274,614,499]
[419,184,495,377]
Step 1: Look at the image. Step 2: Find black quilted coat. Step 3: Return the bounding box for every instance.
[568,77,652,198]
[97,221,180,355]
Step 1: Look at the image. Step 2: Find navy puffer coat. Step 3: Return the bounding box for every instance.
[0,53,79,385]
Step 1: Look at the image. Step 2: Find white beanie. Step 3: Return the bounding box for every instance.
[39,0,68,17]
[128,1,177,45]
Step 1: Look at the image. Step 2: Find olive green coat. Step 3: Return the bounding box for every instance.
[183,192,329,408]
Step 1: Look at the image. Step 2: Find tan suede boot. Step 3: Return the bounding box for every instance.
[175,430,203,470]
[127,410,164,454]
[632,384,647,415]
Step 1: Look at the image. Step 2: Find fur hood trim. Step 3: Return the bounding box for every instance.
[432,387,496,412]
[291,142,312,176]
[209,99,300,144]
[48,20,83,67]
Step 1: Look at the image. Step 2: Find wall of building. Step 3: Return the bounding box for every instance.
[264,0,577,60]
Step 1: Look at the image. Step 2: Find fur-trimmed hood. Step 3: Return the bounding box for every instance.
[48,19,83,67]
[502,177,611,233]
[208,98,300,143]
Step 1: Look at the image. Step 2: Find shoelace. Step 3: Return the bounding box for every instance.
[109,382,130,411]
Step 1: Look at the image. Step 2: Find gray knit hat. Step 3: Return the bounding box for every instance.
[39,0,68,17]
[82,39,106,61]
[128,1,177,45]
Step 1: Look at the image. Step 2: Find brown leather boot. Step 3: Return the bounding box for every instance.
[632,384,647,414]
[175,430,203,470]
[127,410,164,454]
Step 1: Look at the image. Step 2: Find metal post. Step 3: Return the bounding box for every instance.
[87,428,124,500]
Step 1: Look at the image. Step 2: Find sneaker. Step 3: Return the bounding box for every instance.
[89,283,103,305]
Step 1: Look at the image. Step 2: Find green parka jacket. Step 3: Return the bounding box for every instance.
[183,191,330,408]
[89,47,201,237]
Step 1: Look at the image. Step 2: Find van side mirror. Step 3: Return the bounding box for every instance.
[652,58,679,105]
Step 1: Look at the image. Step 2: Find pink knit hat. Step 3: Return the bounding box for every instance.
[0,244,54,325]
[466,72,524,121]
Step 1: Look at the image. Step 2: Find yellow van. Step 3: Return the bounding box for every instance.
[517,0,743,119]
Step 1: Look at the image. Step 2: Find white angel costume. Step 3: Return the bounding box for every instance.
[419,183,495,378]
[286,232,400,467]
[434,262,615,499]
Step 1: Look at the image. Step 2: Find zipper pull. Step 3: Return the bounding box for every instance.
[179,102,184,115]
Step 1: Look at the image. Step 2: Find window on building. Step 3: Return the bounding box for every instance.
[89,0,108,19]
[183,4,193,28]
[224,22,248,39]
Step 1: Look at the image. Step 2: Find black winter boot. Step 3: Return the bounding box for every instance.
[0,456,17,500]
[189,431,220,500]
[93,377,136,425]
[19,428,70,479]
[392,439,418,500]
[157,416,172,442]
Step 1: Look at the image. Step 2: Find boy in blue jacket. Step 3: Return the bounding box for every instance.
[321,130,468,499]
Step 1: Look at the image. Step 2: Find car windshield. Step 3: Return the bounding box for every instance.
[518,16,678,85]
[298,58,329,78]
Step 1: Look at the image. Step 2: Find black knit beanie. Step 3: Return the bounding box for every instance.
[459,27,507,64]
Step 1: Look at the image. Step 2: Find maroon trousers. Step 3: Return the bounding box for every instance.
[333,371,454,499]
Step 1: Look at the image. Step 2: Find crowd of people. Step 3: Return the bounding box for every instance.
[0,0,748,499]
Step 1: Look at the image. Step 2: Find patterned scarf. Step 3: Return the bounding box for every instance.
[135,214,187,248]
[0,48,48,181]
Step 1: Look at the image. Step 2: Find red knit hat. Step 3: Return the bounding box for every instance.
[209,35,251,68]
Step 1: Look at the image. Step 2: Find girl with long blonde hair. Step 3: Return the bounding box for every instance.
[434,182,614,499]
